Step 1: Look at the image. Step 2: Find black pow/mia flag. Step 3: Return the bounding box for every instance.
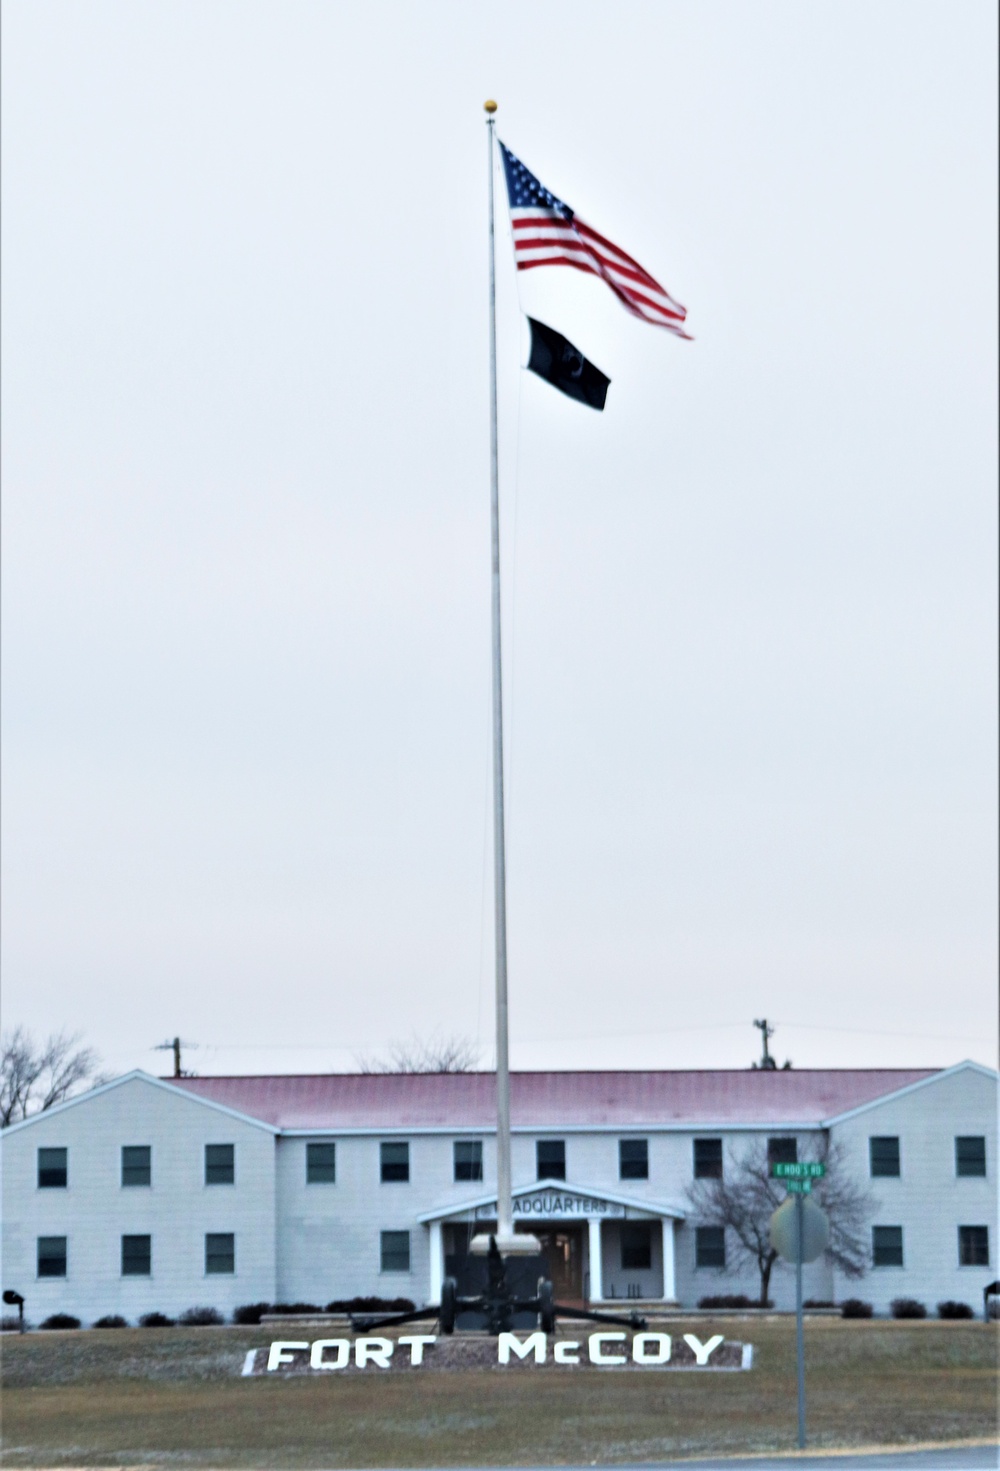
[526,317,610,411]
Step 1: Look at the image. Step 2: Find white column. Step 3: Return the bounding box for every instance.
[588,1217,603,1303]
[429,1220,444,1304]
[661,1217,676,1302]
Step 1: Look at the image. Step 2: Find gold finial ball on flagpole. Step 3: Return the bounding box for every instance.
[484,99,497,113]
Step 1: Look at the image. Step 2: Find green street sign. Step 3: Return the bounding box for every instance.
[771,1161,826,1179]
[785,1178,812,1193]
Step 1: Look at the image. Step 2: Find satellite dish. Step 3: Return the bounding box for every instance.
[769,1195,830,1264]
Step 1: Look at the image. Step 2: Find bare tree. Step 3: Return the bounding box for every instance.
[357,1033,481,1074]
[0,1028,104,1127]
[685,1139,876,1306]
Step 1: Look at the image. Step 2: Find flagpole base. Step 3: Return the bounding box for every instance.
[469,1232,541,1256]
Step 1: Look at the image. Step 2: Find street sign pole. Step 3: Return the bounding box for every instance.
[769,1159,827,1450]
[795,1189,806,1448]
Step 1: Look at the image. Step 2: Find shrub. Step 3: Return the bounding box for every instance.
[841,1298,873,1318]
[233,1302,271,1325]
[696,1294,772,1309]
[138,1311,175,1328]
[890,1298,927,1319]
[93,1314,129,1328]
[325,1297,416,1313]
[803,1299,835,1309]
[40,1313,81,1330]
[268,1302,322,1315]
[1,1314,27,1331]
[178,1307,224,1326]
[937,1300,974,1320]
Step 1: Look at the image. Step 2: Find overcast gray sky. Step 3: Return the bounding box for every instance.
[3,1,996,1081]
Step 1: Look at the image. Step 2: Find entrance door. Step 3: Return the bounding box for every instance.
[533,1227,584,1302]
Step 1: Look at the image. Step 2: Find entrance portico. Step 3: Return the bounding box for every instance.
[420,1181,684,1306]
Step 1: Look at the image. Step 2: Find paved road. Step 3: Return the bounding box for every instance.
[440,1451,999,1471]
[654,1445,998,1469]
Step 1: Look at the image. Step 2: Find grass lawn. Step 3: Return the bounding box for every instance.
[2,1317,997,1467]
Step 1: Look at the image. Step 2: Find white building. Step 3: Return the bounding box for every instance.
[1,1062,995,1324]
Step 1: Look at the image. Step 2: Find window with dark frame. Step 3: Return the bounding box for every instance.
[380,1141,410,1182]
[693,1138,723,1179]
[958,1225,989,1267]
[306,1142,337,1183]
[955,1137,987,1178]
[122,1146,152,1187]
[38,1147,67,1188]
[205,1144,235,1185]
[619,1139,648,1180]
[872,1225,904,1267]
[869,1137,900,1178]
[620,1221,652,1269]
[767,1137,798,1166]
[536,1139,566,1180]
[381,1230,411,1272]
[695,1225,725,1268]
[37,1236,67,1277]
[454,1140,483,1182]
[205,1232,235,1274]
[121,1234,151,1276]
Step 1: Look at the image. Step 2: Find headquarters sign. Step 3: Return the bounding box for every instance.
[475,1190,628,1220]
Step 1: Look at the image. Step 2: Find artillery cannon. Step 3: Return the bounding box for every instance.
[350,1235,647,1336]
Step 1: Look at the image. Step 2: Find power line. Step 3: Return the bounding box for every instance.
[194,1019,986,1052]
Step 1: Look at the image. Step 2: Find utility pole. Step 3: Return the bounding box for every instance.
[753,1018,776,1070]
[153,1037,195,1078]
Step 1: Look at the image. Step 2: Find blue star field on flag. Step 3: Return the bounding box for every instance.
[499,142,573,219]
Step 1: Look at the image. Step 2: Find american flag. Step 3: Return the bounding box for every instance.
[499,142,691,339]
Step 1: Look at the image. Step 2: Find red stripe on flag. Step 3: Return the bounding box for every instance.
[513,237,595,258]
[511,214,574,230]
[515,256,600,275]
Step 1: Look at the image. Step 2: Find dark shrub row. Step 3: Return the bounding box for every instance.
[326,1297,416,1313]
[20,1294,980,1330]
[46,1310,227,1329]
[890,1298,927,1319]
[232,1298,416,1323]
[696,1294,773,1309]
[937,1300,974,1319]
[232,1302,272,1325]
[178,1307,224,1325]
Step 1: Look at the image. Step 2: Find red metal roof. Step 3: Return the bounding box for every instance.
[165,1068,938,1130]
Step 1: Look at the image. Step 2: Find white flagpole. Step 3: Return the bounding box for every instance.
[472,99,536,1258]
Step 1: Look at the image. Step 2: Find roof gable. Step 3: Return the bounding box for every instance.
[0,1070,279,1138]
[418,1178,686,1222]
[823,1059,997,1126]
